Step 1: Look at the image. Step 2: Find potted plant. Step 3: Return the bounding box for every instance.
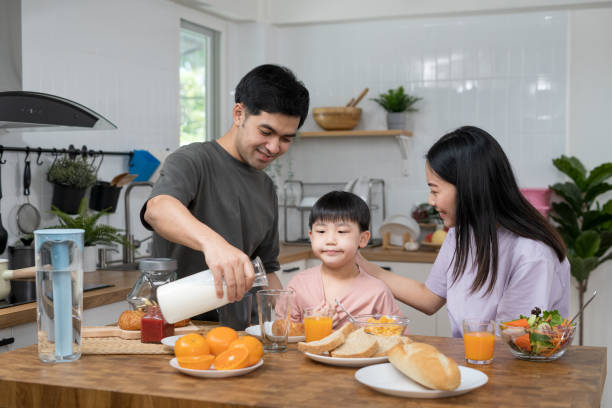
[47,157,96,214]
[371,86,422,130]
[50,197,130,272]
[549,155,612,345]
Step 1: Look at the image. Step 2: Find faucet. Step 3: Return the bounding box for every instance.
[123,181,154,264]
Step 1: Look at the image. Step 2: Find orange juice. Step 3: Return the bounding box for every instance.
[464,331,495,361]
[304,316,333,342]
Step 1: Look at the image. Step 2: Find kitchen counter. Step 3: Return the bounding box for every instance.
[0,245,437,329]
[0,270,140,329]
[0,335,605,407]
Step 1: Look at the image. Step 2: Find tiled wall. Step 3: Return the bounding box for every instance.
[267,11,568,222]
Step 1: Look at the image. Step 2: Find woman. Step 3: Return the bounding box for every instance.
[357,126,570,337]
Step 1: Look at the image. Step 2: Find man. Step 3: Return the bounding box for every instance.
[141,64,309,321]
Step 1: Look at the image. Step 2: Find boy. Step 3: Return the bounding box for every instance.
[287,191,401,328]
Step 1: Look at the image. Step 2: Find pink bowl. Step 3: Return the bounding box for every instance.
[520,188,551,208]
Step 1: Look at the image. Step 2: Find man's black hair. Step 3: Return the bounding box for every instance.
[308,191,370,232]
[235,64,310,128]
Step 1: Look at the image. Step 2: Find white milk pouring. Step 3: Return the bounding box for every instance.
[157,257,267,323]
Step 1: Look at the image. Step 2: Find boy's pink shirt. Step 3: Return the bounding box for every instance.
[286,264,402,328]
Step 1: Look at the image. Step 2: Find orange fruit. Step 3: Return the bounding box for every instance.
[177,354,215,370]
[213,344,249,370]
[174,333,210,357]
[205,326,239,356]
[229,336,263,367]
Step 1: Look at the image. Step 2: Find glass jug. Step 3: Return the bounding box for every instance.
[34,229,84,363]
[126,258,177,311]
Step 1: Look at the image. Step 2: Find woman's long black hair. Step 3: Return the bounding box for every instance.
[426,126,566,295]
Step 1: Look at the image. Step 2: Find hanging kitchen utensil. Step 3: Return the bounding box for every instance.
[16,150,41,236]
[0,149,8,253]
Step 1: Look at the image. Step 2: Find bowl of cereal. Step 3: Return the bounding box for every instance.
[354,314,410,336]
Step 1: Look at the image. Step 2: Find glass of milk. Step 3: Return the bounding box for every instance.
[157,257,267,323]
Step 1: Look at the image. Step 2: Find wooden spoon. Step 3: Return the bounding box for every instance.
[115,173,138,187]
[350,88,369,107]
[110,172,129,187]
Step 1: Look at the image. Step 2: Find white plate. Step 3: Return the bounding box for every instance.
[161,335,183,347]
[169,357,263,378]
[304,352,388,368]
[245,324,305,343]
[355,363,488,398]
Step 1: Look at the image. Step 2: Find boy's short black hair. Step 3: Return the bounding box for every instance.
[308,191,370,232]
[235,64,310,128]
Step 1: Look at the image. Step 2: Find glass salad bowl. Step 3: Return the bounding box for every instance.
[499,319,577,361]
[353,314,410,336]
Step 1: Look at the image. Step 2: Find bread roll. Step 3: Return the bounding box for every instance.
[118,310,145,331]
[271,320,305,336]
[387,342,461,391]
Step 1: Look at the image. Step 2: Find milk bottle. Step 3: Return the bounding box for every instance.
[157,257,268,323]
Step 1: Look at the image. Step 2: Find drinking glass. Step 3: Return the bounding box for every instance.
[463,319,496,364]
[256,289,293,353]
[304,307,333,342]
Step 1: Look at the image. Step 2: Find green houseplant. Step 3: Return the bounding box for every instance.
[47,157,96,214]
[50,197,130,271]
[549,155,612,344]
[372,86,422,130]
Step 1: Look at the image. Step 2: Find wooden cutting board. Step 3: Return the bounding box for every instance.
[82,324,206,340]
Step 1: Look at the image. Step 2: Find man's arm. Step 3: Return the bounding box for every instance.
[266,272,283,290]
[144,194,254,301]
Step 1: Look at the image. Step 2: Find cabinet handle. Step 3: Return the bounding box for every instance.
[0,337,14,347]
[282,267,300,273]
[381,266,392,271]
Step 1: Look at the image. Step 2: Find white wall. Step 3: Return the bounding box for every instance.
[568,8,612,406]
[0,0,229,262]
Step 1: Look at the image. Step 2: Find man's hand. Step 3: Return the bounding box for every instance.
[203,238,255,302]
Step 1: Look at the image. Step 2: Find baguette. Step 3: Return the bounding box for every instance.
[297,322,355,355]
[331,328,378,358]
[387,342,461,391]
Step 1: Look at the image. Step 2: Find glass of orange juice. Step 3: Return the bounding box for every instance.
[462,319,496,364]
[304,307,334,342]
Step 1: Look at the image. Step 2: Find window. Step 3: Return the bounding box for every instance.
[179,20,219,145]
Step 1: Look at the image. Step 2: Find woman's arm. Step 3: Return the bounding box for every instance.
[356,252,446,315]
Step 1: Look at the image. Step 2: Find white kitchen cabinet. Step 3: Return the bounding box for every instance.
[276,259,307,288]
[371,261,451,337]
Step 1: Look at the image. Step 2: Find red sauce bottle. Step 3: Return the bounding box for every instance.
[141,305,174,343]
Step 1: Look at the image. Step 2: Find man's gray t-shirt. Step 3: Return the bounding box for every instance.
[141,141,280,279]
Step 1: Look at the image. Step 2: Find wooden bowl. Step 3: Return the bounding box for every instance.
[312,107,361,130]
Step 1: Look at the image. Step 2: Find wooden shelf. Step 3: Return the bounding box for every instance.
[299,129,412,138]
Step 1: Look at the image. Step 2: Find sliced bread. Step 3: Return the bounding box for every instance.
[372,335,403,357]
[297,322,356,355]
[330,328,378,358]
[387,342,461,391]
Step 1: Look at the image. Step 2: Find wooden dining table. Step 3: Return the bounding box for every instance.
[0,334,606,407]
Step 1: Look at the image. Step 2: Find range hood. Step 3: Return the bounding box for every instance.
[0,0,116,132]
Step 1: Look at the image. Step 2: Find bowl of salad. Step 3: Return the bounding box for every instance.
[499,307,576,361]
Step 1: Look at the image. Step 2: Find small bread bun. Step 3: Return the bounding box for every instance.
[118,310,145,331]
[271,320,305,336]
[387,342,461,391]
[174,319,191,328]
